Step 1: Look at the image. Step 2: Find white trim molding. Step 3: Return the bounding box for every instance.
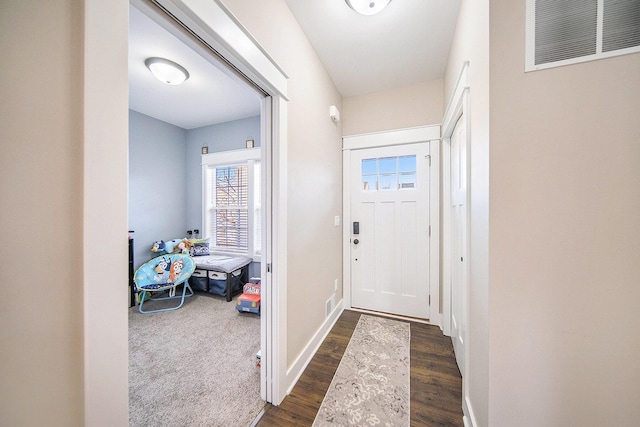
[443,62,469,138]
[284,301,344,395]
[343,125,440,151]
[464,394,478,427]
[441,61,469,337]
[201,147,261,165]
[441,61,473,426]
[270,96,289,404]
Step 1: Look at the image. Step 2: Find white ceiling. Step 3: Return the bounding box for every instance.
[284,0,461,97]
[128,5,261,130]
[128,0,461,129]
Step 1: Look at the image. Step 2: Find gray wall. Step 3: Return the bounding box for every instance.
[129,111,261,269]
[129,110,187,268]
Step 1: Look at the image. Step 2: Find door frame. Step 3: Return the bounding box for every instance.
[442,62,470,337]
[441,61,472,424]
[84,1,290,423]
[140,0,290,405]
[342,126,441,325]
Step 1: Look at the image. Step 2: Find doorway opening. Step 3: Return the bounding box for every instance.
[127,0,279,423]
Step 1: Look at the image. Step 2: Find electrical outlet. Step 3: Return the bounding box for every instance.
[334,279,338,292]
[334,215,340,227]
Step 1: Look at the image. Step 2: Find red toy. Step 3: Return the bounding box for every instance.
[236,282,261,314]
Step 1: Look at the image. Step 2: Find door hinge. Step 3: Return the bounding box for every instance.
[429,225,431,237]
[426,154,431,167]
[266,263,272,273]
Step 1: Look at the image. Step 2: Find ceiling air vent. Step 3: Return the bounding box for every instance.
[526,0,640,71]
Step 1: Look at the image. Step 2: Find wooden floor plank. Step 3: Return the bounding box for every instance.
[257,310,463,426]
[410,322,463,426]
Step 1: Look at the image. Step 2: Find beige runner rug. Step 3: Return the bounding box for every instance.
[313,314,410,426]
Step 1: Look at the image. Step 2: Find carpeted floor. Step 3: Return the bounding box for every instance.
[129,290,263,427]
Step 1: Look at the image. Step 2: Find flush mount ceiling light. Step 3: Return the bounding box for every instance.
[345,0,392,16]
[144,57,190,85]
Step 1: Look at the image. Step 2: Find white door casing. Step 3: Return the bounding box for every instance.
[450,116,467,375]
[342,126,440,324]
[350,143,430,319]
[441,62,472,425]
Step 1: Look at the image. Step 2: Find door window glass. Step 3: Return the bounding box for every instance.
[399,155,416,189]
[362,159,377,191]
[361,155,417,191]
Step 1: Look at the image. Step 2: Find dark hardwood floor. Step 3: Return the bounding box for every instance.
[256,310,463,426]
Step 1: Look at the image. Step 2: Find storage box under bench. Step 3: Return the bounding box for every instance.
[190,253,251,301]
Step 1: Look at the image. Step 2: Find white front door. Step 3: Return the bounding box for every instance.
[350,143,430,319]
[450,116,467,375]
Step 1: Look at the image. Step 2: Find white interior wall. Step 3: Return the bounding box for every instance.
[488,0,640,425]
[342,79,444,136]
[0,2,87,424]
[221,0,344,368]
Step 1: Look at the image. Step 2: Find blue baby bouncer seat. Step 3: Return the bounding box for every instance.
[134,253,196,313]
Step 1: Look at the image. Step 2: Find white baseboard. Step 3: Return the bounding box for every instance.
[284,299,344,395]
[429,312,442,329]
[463,394,478,427]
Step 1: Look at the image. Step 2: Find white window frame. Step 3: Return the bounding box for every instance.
[202,148,261,261]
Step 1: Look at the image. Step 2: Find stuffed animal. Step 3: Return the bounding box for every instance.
[161,239,182,254]
[176,238,193,254]
[151,240,166,253]
[151,238,193,254]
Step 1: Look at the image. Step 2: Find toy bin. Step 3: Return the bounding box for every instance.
[207,268,243,296]
[190,269,209,292]
[207,270,227,295]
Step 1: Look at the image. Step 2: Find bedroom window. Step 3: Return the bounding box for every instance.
[202,148,261,259]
